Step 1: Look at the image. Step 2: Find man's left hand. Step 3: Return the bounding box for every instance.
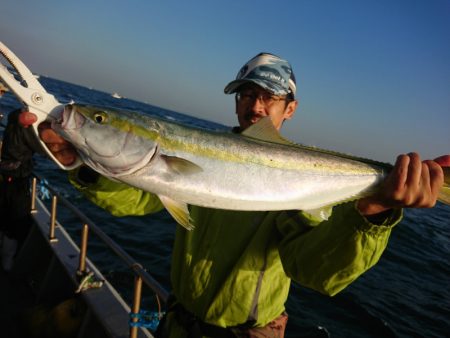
[357,153,449,216]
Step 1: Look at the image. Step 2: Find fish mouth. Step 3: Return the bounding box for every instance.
[64,104,85,129]
[52,104,85,131]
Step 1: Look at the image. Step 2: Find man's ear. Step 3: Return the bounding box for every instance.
[284,100,298,121]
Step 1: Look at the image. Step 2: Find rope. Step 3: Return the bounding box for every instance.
[129,309,165,331]
[75,271,104,293]
[36,178,51,200]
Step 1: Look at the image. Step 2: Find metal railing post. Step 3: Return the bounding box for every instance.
[78,223,89,274]
[31,177,37,213]
[49,195,58,243]
[130,273,143,338]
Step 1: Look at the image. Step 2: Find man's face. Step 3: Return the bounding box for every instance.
[235,83,297,131]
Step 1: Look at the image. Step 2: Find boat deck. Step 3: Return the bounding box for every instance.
[0,193,159,338]
[0,267,35,337]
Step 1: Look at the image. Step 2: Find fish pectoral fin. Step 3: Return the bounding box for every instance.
[241,117,294,145]
[158,195,195,230]
[161,155,203,175]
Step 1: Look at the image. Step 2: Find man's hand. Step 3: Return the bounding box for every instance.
[19,111,78,166]
[357,153,448,216]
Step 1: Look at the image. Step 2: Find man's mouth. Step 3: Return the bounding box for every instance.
[244,112,264,123]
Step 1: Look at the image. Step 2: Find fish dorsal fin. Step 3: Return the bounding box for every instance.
[242,118,393,171]
[241,117,294,145]
[158,195,195,230]
[161,155,203,175]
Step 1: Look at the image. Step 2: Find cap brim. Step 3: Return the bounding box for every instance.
[224,79,252,94]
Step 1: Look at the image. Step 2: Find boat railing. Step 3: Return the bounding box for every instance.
[31,172,169,338]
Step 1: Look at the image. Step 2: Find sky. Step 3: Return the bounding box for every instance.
[1,0,449,162]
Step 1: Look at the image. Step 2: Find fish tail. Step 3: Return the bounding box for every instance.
[438,167,450,206]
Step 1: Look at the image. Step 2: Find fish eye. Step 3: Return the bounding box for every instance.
[93,111,108,124]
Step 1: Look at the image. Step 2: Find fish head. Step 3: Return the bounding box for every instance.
[52,104,159,176]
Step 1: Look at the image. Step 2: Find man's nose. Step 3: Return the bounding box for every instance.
[250,95,266,111]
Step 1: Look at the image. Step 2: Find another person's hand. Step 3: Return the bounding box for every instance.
[357,153,449,216]
[19,111,78,166]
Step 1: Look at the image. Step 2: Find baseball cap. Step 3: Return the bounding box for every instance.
[224,52,296,97]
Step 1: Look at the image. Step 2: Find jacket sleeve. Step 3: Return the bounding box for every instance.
[276,201,402,296]
[68,166,164,216]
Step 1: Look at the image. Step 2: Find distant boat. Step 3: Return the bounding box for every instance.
[111,92,123,99]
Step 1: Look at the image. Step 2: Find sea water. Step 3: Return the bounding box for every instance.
[1,76,448,338]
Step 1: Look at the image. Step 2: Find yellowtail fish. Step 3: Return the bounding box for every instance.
[52,104,450,229]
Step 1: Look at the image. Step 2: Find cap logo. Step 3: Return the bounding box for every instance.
[259,71,284,84]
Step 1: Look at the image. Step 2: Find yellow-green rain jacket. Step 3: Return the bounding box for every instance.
[69,169,402,335]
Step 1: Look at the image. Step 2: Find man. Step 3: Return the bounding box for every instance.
[20,53,446,337]
[0,82,45,271]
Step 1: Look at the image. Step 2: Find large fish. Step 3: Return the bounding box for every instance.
[52,104,450,229]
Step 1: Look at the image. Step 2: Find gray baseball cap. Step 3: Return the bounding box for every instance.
[224,53,296,97]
